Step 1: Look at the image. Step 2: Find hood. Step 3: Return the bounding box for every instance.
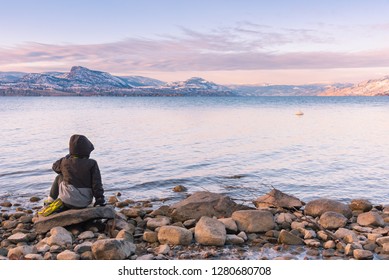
[69,134,94,157]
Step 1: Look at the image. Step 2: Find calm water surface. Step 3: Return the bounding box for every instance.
[1,96,389,207]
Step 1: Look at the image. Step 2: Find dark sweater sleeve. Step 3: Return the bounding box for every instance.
[52,158,63,174]
[91,161,104,200]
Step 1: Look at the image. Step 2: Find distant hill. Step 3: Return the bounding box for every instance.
[1,66,387,96]
[320,76,389,96]
[0,66,234,96]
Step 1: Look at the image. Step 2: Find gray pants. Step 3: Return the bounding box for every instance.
[49,174,63,199]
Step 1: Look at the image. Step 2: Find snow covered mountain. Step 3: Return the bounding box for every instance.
[0,67,232,96]
[320,76,389,96]
[165,77,229,91]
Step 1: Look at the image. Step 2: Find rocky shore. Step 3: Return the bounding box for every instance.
[1,189,389,260]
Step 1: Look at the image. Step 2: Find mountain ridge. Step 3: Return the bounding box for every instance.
[1,66,388,96]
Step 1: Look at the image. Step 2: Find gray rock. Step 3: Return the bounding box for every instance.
[304,199,352,218]
[35,239,50,253]
[253,188,304,209]
[226,234,245,245]
[91,239,136,260]
[383,243,389,254]
[169,191,243,222]
[116,229,134,242]
[357,211,385,227]
[276,212,296,224]
[47,227,73,246]
[232,210,275,233]
[78,231,95,240]
[25,254,44,260]
[137,254,154,260]
[114,218,136,233]
[143,231,158,243]
[334,228,357,240]
[57,250,80,260]
[80,251,94,260]
[376,236,389,246]
[195,216,226,246]
[147,216,171,230]
[158,226,193,245]
[278,229,304,245]
[2,220,18,229]
[318,211,348,230]
[7,232,30,243]
[350,199,373,212]
[120,208,146,218]
[34,206,116,234]
[74,242,93,254]
[0,248,9,257]
[183,219,196,228]
[218,218,238,233]
[155,244,170,255]
[353,249,373,260]
[7,245,37,259]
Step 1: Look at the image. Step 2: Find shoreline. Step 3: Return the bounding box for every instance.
[1,190,389,260]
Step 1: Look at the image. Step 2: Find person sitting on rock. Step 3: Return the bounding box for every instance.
[39,134,106,216]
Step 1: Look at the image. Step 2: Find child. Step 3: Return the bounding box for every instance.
[39,134,105,216]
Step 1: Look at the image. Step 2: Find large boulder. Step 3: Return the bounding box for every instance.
[318,211,348,230]
[350,199,373,212]
[357,211,385,227]
[91,239,136,260]
[253,188,304,209]
[304,199,352,218]
[169,191,244,222]
[158,226,193,245]
[34,206,116,234]
[231,210,275,233]
[194,216,226,246]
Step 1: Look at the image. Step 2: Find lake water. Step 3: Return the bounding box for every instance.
[1,96,389,208]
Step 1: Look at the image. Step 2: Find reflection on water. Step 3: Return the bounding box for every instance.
[1,96,389,206]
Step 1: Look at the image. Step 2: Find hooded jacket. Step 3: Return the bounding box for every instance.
[52,135,104,208]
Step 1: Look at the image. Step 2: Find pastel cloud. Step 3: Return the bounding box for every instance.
[1,23,389,77]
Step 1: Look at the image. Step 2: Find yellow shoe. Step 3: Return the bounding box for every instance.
[38,198,64,217]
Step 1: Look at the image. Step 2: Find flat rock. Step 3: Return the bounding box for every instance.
[195,216,226,246]
[278,229,304,245]
[253,188,304,209]
[158,226,193,245]
[34,206,116,234]
[7,232,30,243]
[57,250,80,260]
[318,211,348,230]
[304,199,352,218]
[232,210,275,233]
[353,249,373,260]
[25,253,44,260]
[226,234,245,245]
[376,236,389,246]
[91,239,136,260]
[74,242,93,254]
[169,191,245,222]
[147,216,171,229]
[357,211,385,227]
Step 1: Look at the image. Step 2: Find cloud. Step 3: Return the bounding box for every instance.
[1,22,389,74]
